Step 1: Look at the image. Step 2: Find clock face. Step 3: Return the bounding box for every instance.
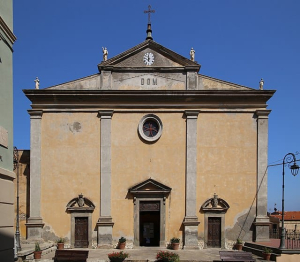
[143,52,155,65]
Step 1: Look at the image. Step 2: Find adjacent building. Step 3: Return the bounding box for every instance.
[23,23,275,249]
[270,211,300,233]
[13,150,30,241]
[0,0,17,260]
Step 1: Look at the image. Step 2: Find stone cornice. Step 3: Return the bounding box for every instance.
[0,16,16,45]
[24,90,275,110]
[185,110,200,118]
[28,110,43,118]
[255,109,272,118]
[97,110,114,118]
[100,66,197,73]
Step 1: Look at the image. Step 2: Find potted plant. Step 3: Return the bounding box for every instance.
[118,237,126,249]
[235,238,243,251]
[156,251,180,262]
[34,242,42,259]
[108,251,129,262]
[56,237,65,250]
[170,237,180,250]
[262,247,272,261]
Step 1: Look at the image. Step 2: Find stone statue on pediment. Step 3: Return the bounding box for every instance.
[102,47,108,61]
[190,47,195,61]
[34,77,40,89]
[259,78,264,90]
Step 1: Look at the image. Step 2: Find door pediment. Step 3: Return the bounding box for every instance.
[129,178,171,196]
[66,194,95,212]
[201,193,230,213]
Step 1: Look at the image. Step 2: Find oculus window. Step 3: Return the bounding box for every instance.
[138,114,163,142]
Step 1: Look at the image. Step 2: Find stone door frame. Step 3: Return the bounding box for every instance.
[200,194,229,249]
[128,178,171,247]
[70,211,93,248]
[205,214,224,248]
[66,195,95,248]
[133,196,166,247]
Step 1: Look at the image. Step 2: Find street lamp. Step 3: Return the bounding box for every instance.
[13,146,21,252]
[279,152,299,249]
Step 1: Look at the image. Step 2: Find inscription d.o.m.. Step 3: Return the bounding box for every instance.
[141,78,157,85]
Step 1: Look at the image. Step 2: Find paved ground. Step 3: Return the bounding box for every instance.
[37,247,264,262]
[251,239,280,248]
[18,243,266,261]
[41,247,221,261]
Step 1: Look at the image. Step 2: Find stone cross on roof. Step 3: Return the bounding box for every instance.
[144,5,155,24]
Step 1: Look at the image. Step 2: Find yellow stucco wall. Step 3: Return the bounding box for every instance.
[197,113,257,233]
[282,221,300,231]
[39,110,258,242]
[40,112,100,239]
[111,112,186,240]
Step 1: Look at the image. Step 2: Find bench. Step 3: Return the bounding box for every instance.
[54,250,89,262]
[219,251,255,262]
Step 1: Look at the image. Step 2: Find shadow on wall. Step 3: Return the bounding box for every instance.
[14,150,30,240]
[0,229,15,262]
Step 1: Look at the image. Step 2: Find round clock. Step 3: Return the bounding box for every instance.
[143,52,155,65]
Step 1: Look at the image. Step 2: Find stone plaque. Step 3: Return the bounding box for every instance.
[140,201,160,211]
[0,126,8,148]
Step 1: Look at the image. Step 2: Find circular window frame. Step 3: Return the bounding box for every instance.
[138,114,163,142]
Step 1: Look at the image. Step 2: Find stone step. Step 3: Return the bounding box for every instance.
[243,243,279,261]
[17,242,56,261]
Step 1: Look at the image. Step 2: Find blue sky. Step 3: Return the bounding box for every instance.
[13,1,300,211]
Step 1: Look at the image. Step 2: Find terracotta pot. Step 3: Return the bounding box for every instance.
[263,253,271,261]
[235,243,243,251]
[34,251,42,259]
[57,243,64,250]
[118,242,126,249]
[171,243,180,250]
[109,258,125,262]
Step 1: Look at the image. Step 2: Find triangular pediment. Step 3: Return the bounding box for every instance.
[98,40,200,71]
[129,178,171,194]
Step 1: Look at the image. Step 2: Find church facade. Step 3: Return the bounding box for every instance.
[24,26,275,249]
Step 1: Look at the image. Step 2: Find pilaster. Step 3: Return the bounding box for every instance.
[97,110,114,247]
[254,110,271,242]
[26,110,44,240]
[100,70,112,90]
[186,71,198,90]
[183,110,200,249]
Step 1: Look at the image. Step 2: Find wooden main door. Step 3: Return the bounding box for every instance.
[207,217,221,248]
[75,217,88,248]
